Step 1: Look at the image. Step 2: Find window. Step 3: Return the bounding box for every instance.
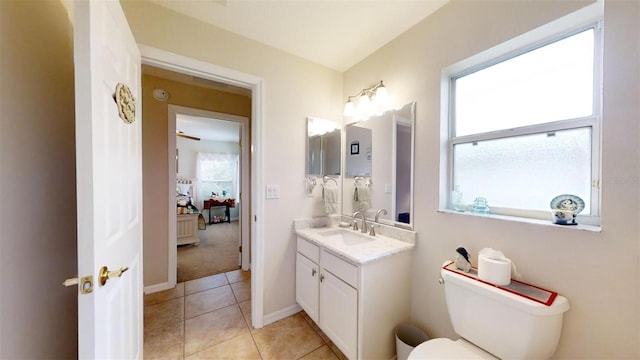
[196,152,239,209]
[447,24,601,224]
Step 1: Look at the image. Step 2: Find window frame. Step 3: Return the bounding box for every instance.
[446,22,603,225]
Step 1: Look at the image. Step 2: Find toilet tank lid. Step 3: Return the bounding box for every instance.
[442,262,570,314]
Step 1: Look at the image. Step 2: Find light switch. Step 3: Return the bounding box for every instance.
[385,184,392,194]
[266,185,280,199]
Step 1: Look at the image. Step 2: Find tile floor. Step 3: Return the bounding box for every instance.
[144,269,346,359]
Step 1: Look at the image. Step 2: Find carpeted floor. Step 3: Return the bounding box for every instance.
[177,221,240,283]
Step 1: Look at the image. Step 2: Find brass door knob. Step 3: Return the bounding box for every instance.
[98,266,129,286]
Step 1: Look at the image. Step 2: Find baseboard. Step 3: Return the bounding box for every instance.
[263,303,302,326]
[144,281,174,294]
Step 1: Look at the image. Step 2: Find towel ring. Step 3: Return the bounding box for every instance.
[323,176,338,187]
[354,176,371,187]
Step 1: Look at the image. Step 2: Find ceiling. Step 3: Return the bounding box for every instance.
[149,0,449,72]
[177,114,241,142]
[154,1,450,141]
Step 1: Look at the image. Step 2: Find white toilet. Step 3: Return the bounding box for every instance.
[409,263,570,359]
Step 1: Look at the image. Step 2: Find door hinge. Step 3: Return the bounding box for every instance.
[239,245,242,253]
[592,180,600,188]
[254,215,257,222]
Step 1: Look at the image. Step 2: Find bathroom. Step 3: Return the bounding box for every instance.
[2,0,638,358]
[126,0,638,358]
[299,1,637,358]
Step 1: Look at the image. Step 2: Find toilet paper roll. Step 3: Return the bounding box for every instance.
[477,254,511,285]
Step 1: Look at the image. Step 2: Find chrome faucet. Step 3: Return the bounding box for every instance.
[374,208,388,222]
[352,211,368,233]
[370,209,388,236]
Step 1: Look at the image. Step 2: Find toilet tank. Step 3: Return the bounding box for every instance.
[442,266,570,359]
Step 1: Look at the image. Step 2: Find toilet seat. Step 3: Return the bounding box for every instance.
[408,338,497,359]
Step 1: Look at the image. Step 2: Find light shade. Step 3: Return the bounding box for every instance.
[375,83,388,101]
[356,95,372,119]
[343,98,356,117]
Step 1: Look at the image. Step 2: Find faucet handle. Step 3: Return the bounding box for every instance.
[369,224,378,236]
[352,219,359,231]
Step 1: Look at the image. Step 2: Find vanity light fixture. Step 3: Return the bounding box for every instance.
[343,80,390,120]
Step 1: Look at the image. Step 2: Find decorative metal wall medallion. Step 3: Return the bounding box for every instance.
[114,82,136,124]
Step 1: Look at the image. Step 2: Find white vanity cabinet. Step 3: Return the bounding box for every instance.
[296,252,320,322]
[296,236,411,360]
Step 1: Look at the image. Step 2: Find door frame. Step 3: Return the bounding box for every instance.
[168,105,250,283]
[140,45,265,328]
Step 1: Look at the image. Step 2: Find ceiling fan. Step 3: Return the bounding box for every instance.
[176,131,200,141]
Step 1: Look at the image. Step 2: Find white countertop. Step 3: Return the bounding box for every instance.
[295,226,414,264]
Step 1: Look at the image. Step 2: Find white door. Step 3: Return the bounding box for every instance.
[74,0,143,358]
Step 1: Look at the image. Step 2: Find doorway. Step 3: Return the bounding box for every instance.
[141,45,265,329]
[171,106,250,283]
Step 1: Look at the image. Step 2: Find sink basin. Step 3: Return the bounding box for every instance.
[317,229,374,246]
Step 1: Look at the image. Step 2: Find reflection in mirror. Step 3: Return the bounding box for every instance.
[346,126,372,176]
[343,102,415,228]
[306,117,341,176]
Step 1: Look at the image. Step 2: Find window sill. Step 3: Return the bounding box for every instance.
[437,209,601,232]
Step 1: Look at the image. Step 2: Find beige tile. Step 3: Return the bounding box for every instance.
[327,342,348,360]
[185,285,236,319]
[300,311,322,335]
[184,304,249,356]
[299,345,339,360]
[144,321,184,360]
[225,269,250,284]
[185,273,228,295]
[145,283,185,306]
[230,280,250,302]
[145,297,184,334]
[186,332,260,360]
[252,313,324,360]
[238,300,251,327]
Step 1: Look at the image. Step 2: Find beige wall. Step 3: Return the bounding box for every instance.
[142,74,250,286]
[125,0,345,315]
[345,0,639,358]
[0,0,78,357]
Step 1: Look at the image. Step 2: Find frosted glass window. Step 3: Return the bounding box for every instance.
[453,128,591,213]
[454,28,595,137]
[446,22,601,222]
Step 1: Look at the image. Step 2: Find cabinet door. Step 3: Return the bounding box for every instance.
[320,270,358,360]
[296,253,319,323]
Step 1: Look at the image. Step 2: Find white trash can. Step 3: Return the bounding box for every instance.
[395,324,429,360]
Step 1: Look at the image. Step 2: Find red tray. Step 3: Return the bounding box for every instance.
[443,261,558,306]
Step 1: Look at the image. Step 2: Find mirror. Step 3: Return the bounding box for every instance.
[343,102,415,228]
[307,117,341,176]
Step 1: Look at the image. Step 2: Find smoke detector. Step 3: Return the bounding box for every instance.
[152,88,170,101]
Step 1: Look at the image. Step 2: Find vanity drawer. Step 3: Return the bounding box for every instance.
[297,237,320,263]
[322,250,358,289]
